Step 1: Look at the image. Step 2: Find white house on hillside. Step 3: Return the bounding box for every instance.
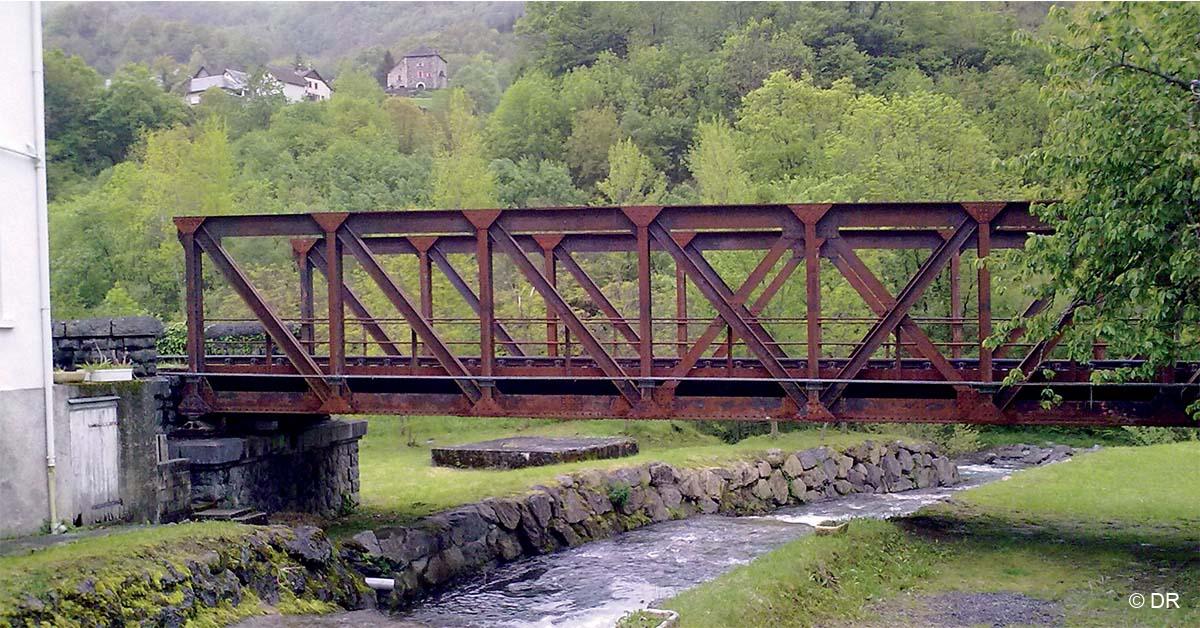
[0,1,59,537]
[187,65,332,105]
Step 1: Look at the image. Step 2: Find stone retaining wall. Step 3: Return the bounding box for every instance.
[345,440,959,607]
[1,526,370,627]
[52,316,164,377]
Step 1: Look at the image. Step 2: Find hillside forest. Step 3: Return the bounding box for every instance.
[41,2,1200,386]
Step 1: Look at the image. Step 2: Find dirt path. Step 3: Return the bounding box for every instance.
[852,591,1064,627]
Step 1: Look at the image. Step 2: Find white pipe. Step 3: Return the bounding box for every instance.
[364,577,395,591]
[29,0,58,533]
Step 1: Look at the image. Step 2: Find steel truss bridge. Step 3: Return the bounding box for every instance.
[172,202,1198,426]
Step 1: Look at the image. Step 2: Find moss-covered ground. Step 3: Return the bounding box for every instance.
[333,416,909,536]
[658,441,1200,627]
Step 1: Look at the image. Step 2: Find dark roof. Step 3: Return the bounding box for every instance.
[267,66,310,87]
[404,45,444,60]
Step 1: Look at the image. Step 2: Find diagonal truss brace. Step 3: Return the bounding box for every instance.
[193,226,335,403]
[338,226,483,403]
[823,237,964,384]
[822,217,978,407]
[426,244,526,357]
[490,222,642,406]
[660,236,797,394]
[994,298,1083,410]
[308,244,403,357]
[648,223,808,408]
[553,246,640,349]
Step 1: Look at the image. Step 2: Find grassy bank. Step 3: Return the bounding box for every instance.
[337,416,908,535]
[658,442,1200,627]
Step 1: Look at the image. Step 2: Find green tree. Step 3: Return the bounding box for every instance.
[451,54,502,114]
[1011,4,1200,385]
[42,49,105,196]
[687,118,755,204]
[597,138,666,205]
[491,158,587,208]
[486,71,569,162]
[431,89,498,208]
[90,63,190,167]
[376,49,396,87]
[565,106,622,188]
[517,2,636,74]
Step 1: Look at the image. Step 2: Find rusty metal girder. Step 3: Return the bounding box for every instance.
[173,202,1199,427]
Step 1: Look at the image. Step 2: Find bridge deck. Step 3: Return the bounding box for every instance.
[171,201,1199,426]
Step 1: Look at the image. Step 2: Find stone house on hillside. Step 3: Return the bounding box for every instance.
[386,45,449,92]
[187,65,332,105]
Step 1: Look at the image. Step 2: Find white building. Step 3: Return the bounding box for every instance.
[186,65,332,105]
[0,1,59,537]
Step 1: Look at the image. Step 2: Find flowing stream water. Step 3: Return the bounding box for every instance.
[238,462,1022,628]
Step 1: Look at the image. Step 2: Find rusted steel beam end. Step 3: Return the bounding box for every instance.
[407,235,439,253]
[532,233,564,251]
[961,202,1008,223]
[174,216,206,236]
[290,238,318,256]
[788,203,833,225]
[621,206,663,228]
[312,212,350,233]
[463,209,502,230]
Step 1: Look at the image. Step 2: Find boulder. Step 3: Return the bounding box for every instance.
[800,466,828,489]
[697,497,719,514]
[560,489,590,524]
[767,470,789,504]
[659,485,683,510]
[782,454,805,478]
[798,449,821,470]
[789,478,808,500]
[835,455,854,477]
[491,500,523,530]
[445,507,488,546]
[678,469,704,498]
[702,470,725,500]
[648,463,679,486]
[897,448,915,473]
[821,458,839,482]
[833,480,854,495]
[751,478,774,501]
[643,488,671,522]
[525,492,553,528]
[756,460,773,478]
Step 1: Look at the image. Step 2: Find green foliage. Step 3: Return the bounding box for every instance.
[1009,4,1200,387]
[606,481,631,508]
[491,158,586,208]
[687,118,755,204]
[517,2,636,74]
[486,71,569,162]
[450,54,502,114]
[431,89,498,208]
[565,107,623,189]
[597,139,667,205]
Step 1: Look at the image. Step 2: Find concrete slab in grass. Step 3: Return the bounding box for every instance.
[431,436,638,469]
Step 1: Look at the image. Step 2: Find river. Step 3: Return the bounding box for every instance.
[237,462,1019,628]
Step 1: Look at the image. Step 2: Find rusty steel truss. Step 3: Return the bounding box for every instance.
[173,202,1198,426]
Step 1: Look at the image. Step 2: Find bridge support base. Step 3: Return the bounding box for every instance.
[168,418,367,516]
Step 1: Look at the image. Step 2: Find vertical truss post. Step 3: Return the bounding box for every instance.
[555,246,641,348]
[676,260,686,357]
[426,244,525,357]
[533,235,564,357]
[964,203,1006,383]
[466,211,501,401]
[950,245,963,360]
[624,207,661,396]
[176,218,206,372]
[791,205,831,381]
[314,213,348,377]
[308,245,402,357]
[292,239,317,355]
[410,236,437,357]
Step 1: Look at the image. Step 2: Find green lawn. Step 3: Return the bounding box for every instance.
[339,416,909,535]
[660,441,1200,627]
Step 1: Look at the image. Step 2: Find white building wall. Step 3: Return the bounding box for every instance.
[0,1,58,537]
[280,82,307,103]
[0,1,46,392]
